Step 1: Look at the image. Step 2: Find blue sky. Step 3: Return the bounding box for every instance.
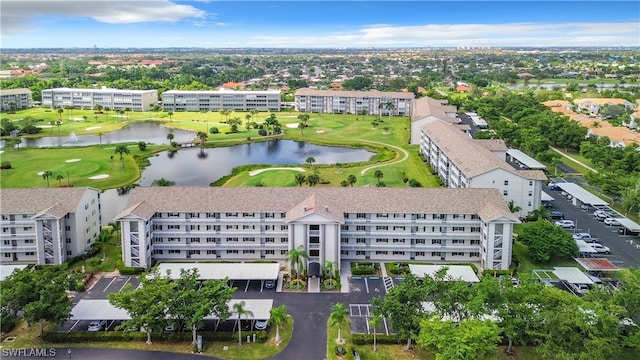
[1,1,638,48]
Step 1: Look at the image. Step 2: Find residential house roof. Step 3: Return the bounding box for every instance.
[0,88,32,96]
[411,96,458,123]
[114,186,518,223]
[0,188,97,217]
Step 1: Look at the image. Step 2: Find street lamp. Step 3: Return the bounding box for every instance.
[68,348,71,360]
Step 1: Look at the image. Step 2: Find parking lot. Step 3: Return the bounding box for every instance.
[348,304,390,335]
[545,184,640,268]
[348,276,386,295]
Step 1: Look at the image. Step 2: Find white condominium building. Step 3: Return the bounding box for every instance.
[115,187,518,271]
[42,87,158,111]
[419,118,547,217]
[0,188,102,265]
[0,88,33,111]
[162,89,281,112]
[410,96,460,144]
[294,88,414,116]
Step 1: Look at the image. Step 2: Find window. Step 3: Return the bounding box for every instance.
[356,251,366,256]
[433,214,445,220]
[356,213,366,219]
[415,251,425,256]
[393,214,405,219]
[452,239,464,244]
[265,237,275,243]
[415,239,425,244]
[243,250,255,254]
[471,240,480,245]
[504,180,509,185]
[470,252,480,257]
[243,237,255,242]
[529,181,533,186]
[452,226,465,231]
[471,215,479,220]
[265,250,275,255]
[226,237,238,242]
[242,225,255,230]
[503,190,508,196]
[265,213,274,218]
[341,225,349,231]
[432,239,442,245]
[65,238,71,244]
[376,226,388,231]
[168,225,180,229]
[168,250,180,254]
[226,225,238,230]
[375,251,388,255]
[153,250,164,255]
[226,250,239,254]
[471,227,481,233]
[242,213,255,218]
[392,251,404,255]
[167,212,179,217]
[66,251,72,256]
[341,250,349,255]
[432,252,442,257]
[281,225,288,230]
[225,212,238,217]
[356,238,366,244]
[528,201,532,206]
[376,238,388,243]
[310,250,319,257]
[207,250,216,255]
[65,226,71,231]
[356,226,366,231]
[341,238,349,243]
[452,252,464,256]
[392,238,405,243]
[528,191,533,196]
[376,213,388,218]
[206,237,216,243]
[393,226,405,231]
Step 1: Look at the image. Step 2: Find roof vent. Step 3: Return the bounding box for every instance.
[325,206,329,213]
[303,207,307,212]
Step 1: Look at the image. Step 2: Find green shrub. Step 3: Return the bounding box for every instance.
[351,333,404,345]
[75,281,86,292]
[0,161,11,169]
[116,260,145,275]
[0,310,17,333]
[258,129,267,136]
[288,279,306,290]
[351,267,374,276]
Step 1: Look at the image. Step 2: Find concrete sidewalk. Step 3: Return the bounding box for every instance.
[340,260,352,293]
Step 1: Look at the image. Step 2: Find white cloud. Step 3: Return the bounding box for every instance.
[248,22,639,48]
[1,0,205,36]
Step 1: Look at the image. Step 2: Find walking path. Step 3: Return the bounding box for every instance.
[248,167,306,176]
[340,260,352,293]
[358,140,409,175]
[550,146,598,173]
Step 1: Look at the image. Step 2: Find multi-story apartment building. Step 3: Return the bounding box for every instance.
[162,89,281,112]
[42,87,158,111]
[0,188,102,265]
[410,96,460,144]
[419,118,547,217]
[0,88,32,111]
[294,89,414,116]
[115,187,517,271]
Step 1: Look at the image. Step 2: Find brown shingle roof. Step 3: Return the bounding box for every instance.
[411,96,458,123]
[474,139,508,152]
[0,188,95,217]
[115,187,517,223]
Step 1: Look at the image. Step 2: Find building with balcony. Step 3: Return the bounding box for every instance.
[419,118,547,217]
[115,187,518,271]
[42,87,158,111]
[410,96,460,144]
[0,188,102,265]
[161,89,281,112]
[294,89,414,116]
[0,88,32,111]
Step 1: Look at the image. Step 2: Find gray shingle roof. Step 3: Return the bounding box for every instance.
[0,88,32,96]
[115,186,518,223]
[0,188,96,217]
[294,88,414,99]
[411,97,458,122]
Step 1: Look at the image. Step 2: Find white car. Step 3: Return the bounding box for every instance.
[590,243,610,254]
[88,320,106,332]
[554,220,575,228]
[264,280,275,289]
[570,283,590,295]
[604,218,621,226]
[255,320,268,330]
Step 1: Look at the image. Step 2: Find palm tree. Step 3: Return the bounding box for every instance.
[347,174,357,187]
[268,305,288,344]
[285,245,309,278]
[374,170,384,185]
[250,109,259,122]
[98,132,103,147]
[55,120,62,136]
[330,302,349,344]
[167,133,174,144]
[114,144,130,168]
[57,107,63,121]
[233,301,254,346]
[56,174,64,186]
[305,157,316,169]
[527,205,550,221]
[42,171,52,188]
[323,260,336,280]
[507,200,522,214]
[384,101,395,121]
[306,173,320,187]
[378,102,384,121]
[369,314,382,352]
[124,107,131,119]
[297,113,310,135]
[294,173,306,186]
[196,131,208,157]
[167,111,173,122]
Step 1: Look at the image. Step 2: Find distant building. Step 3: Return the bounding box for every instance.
[0,188,102,265]
[419,118,547,217]
[574,98,635,116]
[294,88,414,116]
[42,87,158,111]
[162,89,281,112]
[116,187,517,271]
[0,88,32,111]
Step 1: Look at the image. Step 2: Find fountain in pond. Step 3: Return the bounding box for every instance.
[69,132,78,144]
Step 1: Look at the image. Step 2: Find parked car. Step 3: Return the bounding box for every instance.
[551,211,565,220]
[618,227,640,236]
[255,320,268,330]
[572,233,598,243]
[88,320,107,332]
[554,220,575,228]
[164,324,175,332]
[604,218,621,226]
[548,183,560,190]
[594,210,614,221]
[265,280,275,289]
[569,283,590,295]
[590,243,611,254]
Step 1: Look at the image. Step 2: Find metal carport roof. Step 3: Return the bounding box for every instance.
[617,218,640,232]
[541,191,555,202]
[507,149,547,169]
[555,183,609,206]
[575,240,597,254]
[409,264,480,283]
[156,262,280,281]
[71,299,273,321]
[574,258,620,272]
[552,267,593,285]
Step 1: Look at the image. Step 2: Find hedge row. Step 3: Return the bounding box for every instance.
[351,333,405,345]
[42,330,268,343]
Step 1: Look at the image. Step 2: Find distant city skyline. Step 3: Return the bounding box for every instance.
[1,1,638,49]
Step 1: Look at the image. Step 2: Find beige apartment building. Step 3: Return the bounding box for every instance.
[42,87,158,111]
[294,88,414,116]
[0,88,32,111]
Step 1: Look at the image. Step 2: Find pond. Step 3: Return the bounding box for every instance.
[100,139,376,223]
[3,122,196,148]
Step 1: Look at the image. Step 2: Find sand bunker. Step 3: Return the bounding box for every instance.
[316,130,325,133]
[86,126,101,131]
[249,167,306,176]
[66,159,81,163]
[285,123,299,128]
[89,174,109,180]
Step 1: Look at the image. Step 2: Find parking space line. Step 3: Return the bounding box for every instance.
[119,276,131,291]
[364,277,370,293]
[103,277,117,292]
[245,281,250,292]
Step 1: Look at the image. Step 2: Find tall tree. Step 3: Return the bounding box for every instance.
[285,245,309,278]
[306,173,320,187]
[347,174,357,187]
[41,170,53,188]
[56,174,64,186]
[305,156,316,169]
[519,220,579,262]
[418,318,501,360]
[114,144,130,168]
[294,173,306,187]
[167,132,174,144]
[108,270,173,344]
[233,301,254,346]
[330,302,349,344]
[374,170,384,185]
[507,200,522,214]
[369,314,383,352]
[268,305,288,344]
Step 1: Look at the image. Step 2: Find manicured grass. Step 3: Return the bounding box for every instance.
[68,229,121,273]
[0,144,167,189]
[511,240,576,276]
[210,316,293,360]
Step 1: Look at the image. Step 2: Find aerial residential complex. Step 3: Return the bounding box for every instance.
[42,87,159,111]
[410,96,460,144]
[0,88,33,111]
[161,89,281,112]
[419,118,547,217]
[0,188,102,265]
[115,187,517,271]
[294,88,414,116]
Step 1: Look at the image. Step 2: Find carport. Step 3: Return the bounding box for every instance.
[555,182,609,207]
[575,240,597,257]
[70,298,273,332]
[617,218,640,235]
[541,191,555,202]
[574,258,620,272]
[156,262,279,292]
[552,267,593,285]
[409,264,480,283]
[506,149,547,170]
